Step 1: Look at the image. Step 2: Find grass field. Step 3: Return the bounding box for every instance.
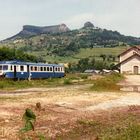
[31,46,129,63]
[0,73,123,91]
[0,73,91,90]
[0,45,128,63]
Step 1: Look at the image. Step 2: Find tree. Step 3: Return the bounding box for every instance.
[100,54,107,61]
[89,57,95,69]
[77,58,89,71]
[0,47,40,62]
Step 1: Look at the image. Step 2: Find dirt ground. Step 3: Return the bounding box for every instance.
[119,75,140,86]
[0,76,140,139]
[119,75,140,92]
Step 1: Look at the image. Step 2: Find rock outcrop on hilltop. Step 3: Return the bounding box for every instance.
[84,21,94,28]
[7,24,70,40]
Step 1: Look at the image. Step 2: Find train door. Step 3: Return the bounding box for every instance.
[27,65,31,80]
[14,65,17,80]
[53,66,55,78]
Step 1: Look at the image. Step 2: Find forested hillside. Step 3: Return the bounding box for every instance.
[1,22,140,63]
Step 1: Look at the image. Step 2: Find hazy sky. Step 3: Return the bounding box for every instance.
[0,0,140,40]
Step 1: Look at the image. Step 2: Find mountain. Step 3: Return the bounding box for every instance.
[6,24,70,40]
[1,21,140,60]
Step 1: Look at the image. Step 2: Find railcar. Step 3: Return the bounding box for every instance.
[0,61,65,80]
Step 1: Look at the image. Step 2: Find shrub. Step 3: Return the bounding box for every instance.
[91,73,123,91]
[63,78,72,85]
[79,74,88,79]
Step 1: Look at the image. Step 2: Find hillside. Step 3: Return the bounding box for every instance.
[5,24,70,40]
[1,21,140,63]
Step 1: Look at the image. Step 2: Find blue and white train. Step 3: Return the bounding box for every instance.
[0,61,65,79]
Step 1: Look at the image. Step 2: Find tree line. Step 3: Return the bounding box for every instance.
[66,57,117,73]
[0,47,44,62]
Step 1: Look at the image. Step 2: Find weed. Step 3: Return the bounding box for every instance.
[56,112,140,140]
[91,73,124,91]
[79,74,88,79]
[63,78,72,85]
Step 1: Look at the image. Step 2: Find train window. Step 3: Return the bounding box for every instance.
[50,67,53,71]
[40,67,43,71]
[58,67,60,72]
[0,65,2,70]
[47,67,49,71]
[20,66,24,71]
[44,67,46,71]
[3,65,8,70]
[34,67,37,71]
[55,67,58,71]
[31,66,33,71]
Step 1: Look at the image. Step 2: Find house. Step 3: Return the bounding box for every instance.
[118,46,140,74]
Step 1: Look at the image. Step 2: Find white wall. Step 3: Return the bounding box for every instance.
[120,55,140,74]
[120,49,139,62]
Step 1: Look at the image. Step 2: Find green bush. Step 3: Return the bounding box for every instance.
[91,73,124,91]
[79,74,88,79]
[63,78,72,85]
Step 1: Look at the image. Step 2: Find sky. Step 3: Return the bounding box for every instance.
[0,0,140,40]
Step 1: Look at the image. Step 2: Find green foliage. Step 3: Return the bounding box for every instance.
[37,134,46,140]
[68,57,116,72]
[100,54,107,61]
[19,108,46,140]
[91,73,124,91]
[56,112,140,140]
[0,47,38,62]
[4,24,140,59]
[77,58,90,71]
[63,78,72,85]
[78,120,99,127]
[79,74,88,79]
[21,108,36,132]
[102,123,140,140]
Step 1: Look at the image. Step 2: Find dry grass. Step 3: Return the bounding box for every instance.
[0,79,139,140]
[91,73,124,91]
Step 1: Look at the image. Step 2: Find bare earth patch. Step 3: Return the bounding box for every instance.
[0,80,139,139]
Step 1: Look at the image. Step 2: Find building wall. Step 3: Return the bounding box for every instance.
[120,55,140,74]
[120,49,139,62]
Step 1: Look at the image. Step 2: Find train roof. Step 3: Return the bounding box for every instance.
[0,60,63,67]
